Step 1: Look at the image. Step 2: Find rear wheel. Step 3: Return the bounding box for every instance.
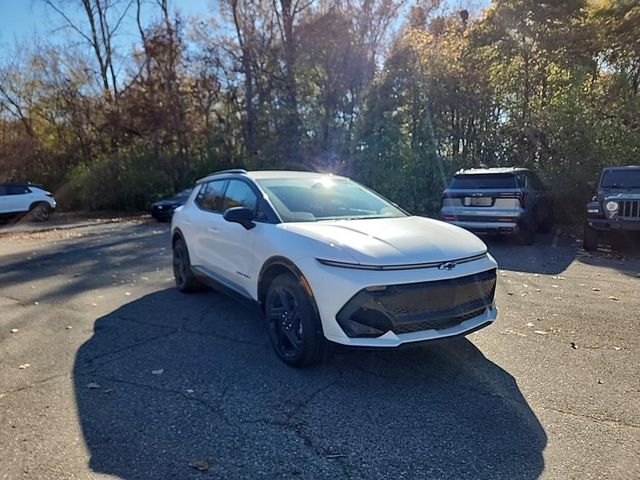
[265,273,332,367]
[172,238,202,293]
[583,224,599,251]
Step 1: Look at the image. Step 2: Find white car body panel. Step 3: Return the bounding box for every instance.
[281,216,487,266]
[0,185,57,215]
[172,171,499,348]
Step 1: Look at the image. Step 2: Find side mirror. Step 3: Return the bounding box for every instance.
[223,207,255,230]
[587,181,596,191]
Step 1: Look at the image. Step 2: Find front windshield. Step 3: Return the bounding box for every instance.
[256,176,406,222]
[601,170,640,188]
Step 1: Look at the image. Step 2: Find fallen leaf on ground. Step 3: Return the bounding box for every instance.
[18,364,30,369]
[592,287,600,292]
[151,369,164,375]
[186,389,194,394]
[10,328,18,333]
[86,382,101,389]
[608,296,619,301]
[534,330,549,335]
[525,322,535,328]
[570,342,578,349]
[66,326,72,330]
[613,347,621,351]
[190,459,209,471]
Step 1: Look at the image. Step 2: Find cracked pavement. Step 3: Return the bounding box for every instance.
[0,220,639,479]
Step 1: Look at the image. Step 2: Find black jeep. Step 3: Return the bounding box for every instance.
[584,166,640,250]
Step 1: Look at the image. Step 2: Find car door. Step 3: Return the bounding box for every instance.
[214,179,263,296]
[3,185,30,213]
[189,179,228,277]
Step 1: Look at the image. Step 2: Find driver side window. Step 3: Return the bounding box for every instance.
[223,180,258,212]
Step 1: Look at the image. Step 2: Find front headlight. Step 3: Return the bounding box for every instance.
[605,201,619,213]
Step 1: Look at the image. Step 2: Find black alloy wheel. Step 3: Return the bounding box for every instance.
[31,203,50,222]
[265,273,332,367]
[172,238,201,293]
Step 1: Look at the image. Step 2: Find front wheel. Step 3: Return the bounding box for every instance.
[265,273,332,367]
[583,224,599,251]
[30,203,51,222]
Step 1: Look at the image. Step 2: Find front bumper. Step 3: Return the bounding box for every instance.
[296,254,499,347]
[587,218,640,231]
[151,207,174,221]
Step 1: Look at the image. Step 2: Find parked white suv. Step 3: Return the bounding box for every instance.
[0,182,57,221]
[171,170,498,366]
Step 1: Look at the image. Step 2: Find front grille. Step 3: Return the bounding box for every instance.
[377,269,496,320]
[393,308,487,334]
[336,269,496,338]
[618,200,640,220]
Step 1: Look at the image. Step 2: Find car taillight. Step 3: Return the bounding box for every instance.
[498,192,525,207]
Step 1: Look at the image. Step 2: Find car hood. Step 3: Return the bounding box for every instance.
[153,199,182,207]
[283,216,487,266]
[600,189,640,200]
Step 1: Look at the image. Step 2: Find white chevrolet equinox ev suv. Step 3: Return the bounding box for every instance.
[171,170,498,366]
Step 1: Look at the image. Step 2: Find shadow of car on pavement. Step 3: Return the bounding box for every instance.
[74,289,547,480]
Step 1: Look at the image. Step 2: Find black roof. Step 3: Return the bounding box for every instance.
[1,181,43,186]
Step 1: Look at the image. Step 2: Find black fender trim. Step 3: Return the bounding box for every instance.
[257,256,320,314]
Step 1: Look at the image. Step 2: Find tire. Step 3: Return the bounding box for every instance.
[265,273,332,367]
[583,223,599,251]
[517,217,536,245]
[538,210,554,234]
[30,203,51,222]
[172,238,202,293]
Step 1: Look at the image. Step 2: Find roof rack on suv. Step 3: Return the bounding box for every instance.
[206,169,248,176]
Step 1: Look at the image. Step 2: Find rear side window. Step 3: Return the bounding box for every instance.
[0,186,6,195]
[449,174,522,189]
[223,180,258,211]
[6,185,30,195]
[196,180,227,212]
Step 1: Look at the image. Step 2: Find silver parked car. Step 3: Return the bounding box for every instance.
[439,167,554,245]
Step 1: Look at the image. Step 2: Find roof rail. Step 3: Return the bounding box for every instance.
[205,168,247,176]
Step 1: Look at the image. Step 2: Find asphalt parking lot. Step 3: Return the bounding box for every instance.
[1,219,639,479]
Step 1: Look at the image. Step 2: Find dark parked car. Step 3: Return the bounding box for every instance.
[151,188,193,222]
[584,166,640,250]
[439,167,554,245]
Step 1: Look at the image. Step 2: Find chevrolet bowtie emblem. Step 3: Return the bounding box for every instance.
[438,261,456,271]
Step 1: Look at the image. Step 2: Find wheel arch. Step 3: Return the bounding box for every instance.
[171,228,185,248]
[29,200,50,211]
[258,256,315,311]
